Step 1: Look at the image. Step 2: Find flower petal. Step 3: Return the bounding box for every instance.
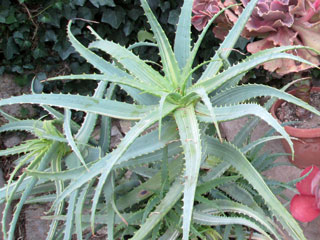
[297,165,320,195]
[290,195,320,222]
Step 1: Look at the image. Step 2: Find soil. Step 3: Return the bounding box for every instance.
[276,91,320,129]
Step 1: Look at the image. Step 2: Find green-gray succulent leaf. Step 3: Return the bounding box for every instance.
[205,137,306,240]
[0,94,155,120]
[174,105,202,240]
[49,103,178,212]
[174,0,192,70]
[140,0,181,88]
[196,103,294,155]
[192,53,319,95]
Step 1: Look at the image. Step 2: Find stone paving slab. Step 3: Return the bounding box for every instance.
[25,204,51,240]
[221,118,320,240]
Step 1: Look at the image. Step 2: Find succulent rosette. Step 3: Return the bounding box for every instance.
[192,0,222,31]
[192,0,244,40]
[290,165,320,222]
[192,0,320,75]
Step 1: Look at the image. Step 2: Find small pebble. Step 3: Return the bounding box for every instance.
[3,135,21,148]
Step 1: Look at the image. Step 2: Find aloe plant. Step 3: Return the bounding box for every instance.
[1,0,320,239]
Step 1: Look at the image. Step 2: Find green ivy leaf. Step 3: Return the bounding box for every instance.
[5,8,17,24]
[13,31,23,39]
[0,66,5,75]
[4,37,18,60]
[44,30,57,42]
[33,47,47,59]
[23,64,34,70]
[33,72,46,93]
[0,13,6,23]
[101,8,125,29]
[78,7,93,20]
[168,9,180,25]
[128,8,143,21]
[147,0,160,10]
[89,0,115,8]
[54,41,75,60]
[62,5,77,20]
[123,21,133,36]
[137,30,156,43]
[38,11,61,27]
[159,2,170,12]
[11,65,23,74]
[54,2,63,10]
[74,0,86,6]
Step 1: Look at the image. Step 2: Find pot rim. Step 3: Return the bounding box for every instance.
[270,87,320,138]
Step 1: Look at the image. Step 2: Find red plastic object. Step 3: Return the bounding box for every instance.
[270,87,320,169]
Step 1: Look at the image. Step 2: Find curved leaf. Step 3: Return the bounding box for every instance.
[196,200,280,239]
[192,52,318,94]
[196,103,294,155]
[174,105,202,240]
[131,179,183,240]
[211,84,320,117]
[198,0,260,80]
[89,39,167,90]
[205,137,306,240]
[49,103,178,211]
[174,0,192,70]
[0,94,154,120]
[193,212,272,240]
[140,0,180,88]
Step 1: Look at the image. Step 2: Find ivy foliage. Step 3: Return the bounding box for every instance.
[0,0,187,78]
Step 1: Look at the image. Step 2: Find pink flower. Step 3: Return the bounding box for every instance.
[290,165,320,222]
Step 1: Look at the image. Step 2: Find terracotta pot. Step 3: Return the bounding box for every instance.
[270,87,320,169]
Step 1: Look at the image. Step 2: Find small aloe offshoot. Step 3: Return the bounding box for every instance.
[1,0,320,239]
